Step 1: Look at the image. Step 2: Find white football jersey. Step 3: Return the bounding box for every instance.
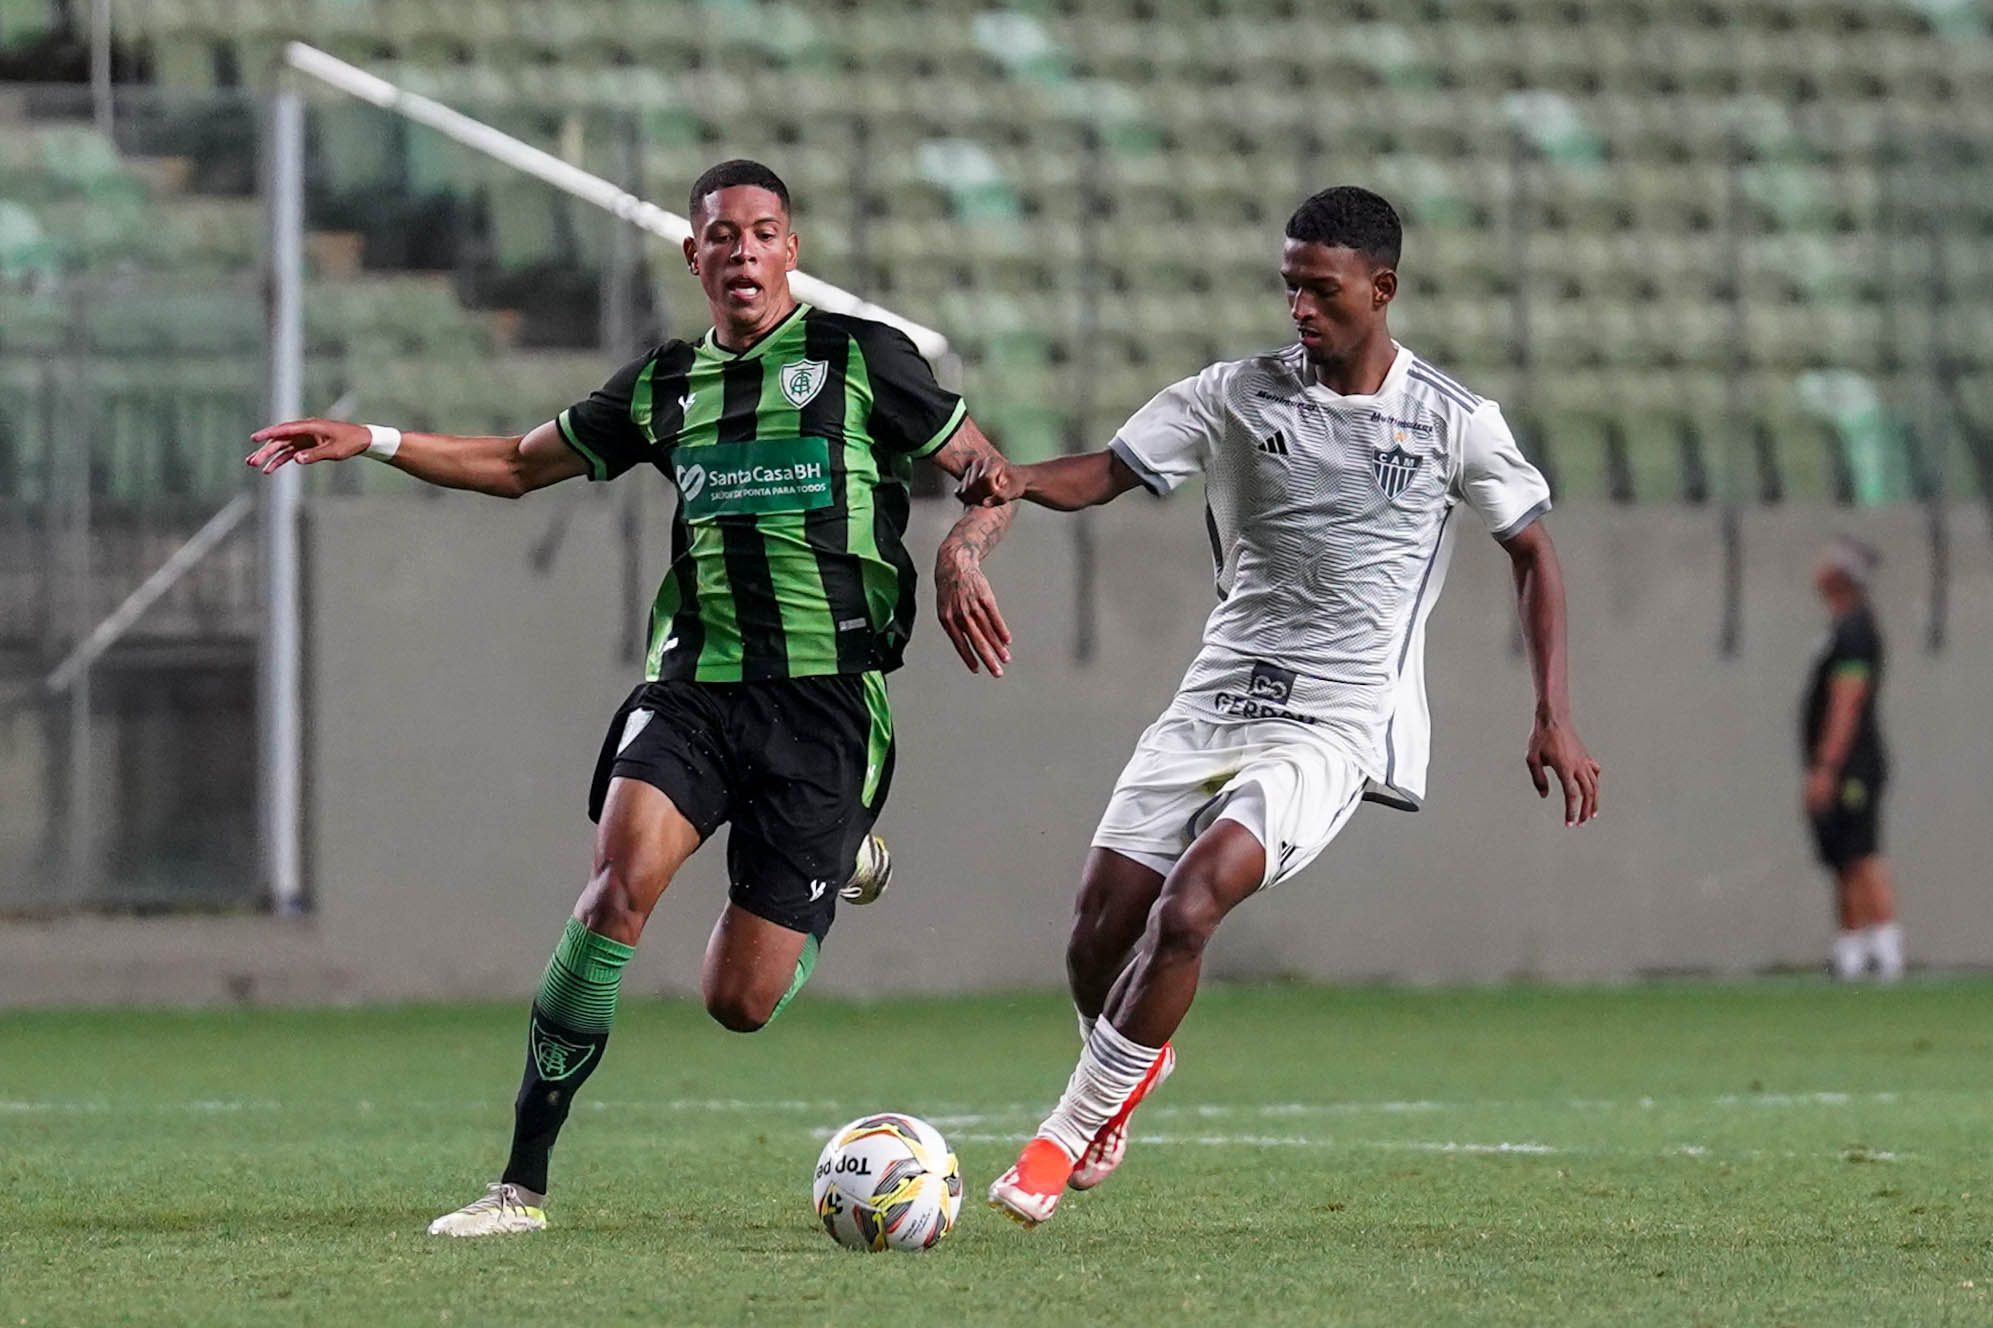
[1108,342,1550,810]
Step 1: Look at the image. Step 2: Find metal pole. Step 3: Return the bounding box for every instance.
[90,0,113,140]
[1919,131,1950,652]
[1071,126,1105,666]
[1506,131,1534,658]
[261,90,306,915]
[60,300,91,906]
[1717,128,1746,658]
[611,110,643,667]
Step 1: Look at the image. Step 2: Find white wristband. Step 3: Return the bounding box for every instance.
[364,424,403,460]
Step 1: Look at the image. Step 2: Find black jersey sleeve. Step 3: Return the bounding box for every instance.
[851,322,966,458]
[1828,612,1881,680]
[556,352,654,481]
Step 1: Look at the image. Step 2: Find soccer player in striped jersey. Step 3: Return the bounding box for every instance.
[247,160,1021,1236]
[959,186,1603,1228]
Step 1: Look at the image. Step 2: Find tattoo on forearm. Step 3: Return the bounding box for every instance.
[941,502,1014,565]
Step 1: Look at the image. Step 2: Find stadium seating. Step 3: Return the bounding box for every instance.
[8,0,1991,498]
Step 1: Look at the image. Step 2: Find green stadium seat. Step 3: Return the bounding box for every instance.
[0,201,57,284]
[64,0,1993,503]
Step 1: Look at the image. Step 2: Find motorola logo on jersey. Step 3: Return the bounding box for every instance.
[1373,445,1423,499]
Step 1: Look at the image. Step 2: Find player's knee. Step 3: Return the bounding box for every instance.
[1067,897,1120,970]
[576,865,649,943]
[705,989,774,1033]
[1151,885,1223,957]
[704,982,780,1033]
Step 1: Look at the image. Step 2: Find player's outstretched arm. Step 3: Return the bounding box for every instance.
[1501,521,1602,827]
[955,449,1144,512]
[246,417,587,499]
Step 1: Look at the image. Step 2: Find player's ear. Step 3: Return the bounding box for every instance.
[683,234,698,274]
[1372,266,1397,308]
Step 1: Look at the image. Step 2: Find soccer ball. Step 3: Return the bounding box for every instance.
[812,1113,962,1252]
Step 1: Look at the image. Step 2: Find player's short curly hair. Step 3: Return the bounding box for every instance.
[1285,187,1401,268]
[689,159,791,219]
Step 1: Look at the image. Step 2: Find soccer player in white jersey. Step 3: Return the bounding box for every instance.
[960,186,1603,1227]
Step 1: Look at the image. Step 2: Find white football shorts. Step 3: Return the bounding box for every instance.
[1090,706,1367,889]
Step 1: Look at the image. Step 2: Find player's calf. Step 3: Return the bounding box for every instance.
[701,905,821,1032]
[1065,848,1167,1017]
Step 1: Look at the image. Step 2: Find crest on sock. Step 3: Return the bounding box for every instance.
[530,1018,598,1081]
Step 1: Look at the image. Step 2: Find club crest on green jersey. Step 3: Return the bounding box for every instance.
[780,358,829,408]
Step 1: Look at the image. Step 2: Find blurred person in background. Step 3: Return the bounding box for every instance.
[1802,536,1902,982]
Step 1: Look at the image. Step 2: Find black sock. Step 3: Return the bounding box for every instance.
[500,1005,609,1195]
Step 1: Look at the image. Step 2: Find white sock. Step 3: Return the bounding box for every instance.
[1832,930,1867,982]
[1035,1019,1164,1160]
[1076,1010,1097,1045]
[1868,922,1905,983]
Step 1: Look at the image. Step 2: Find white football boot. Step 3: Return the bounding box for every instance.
[426,1182,547,1236]
[840,834,892,905]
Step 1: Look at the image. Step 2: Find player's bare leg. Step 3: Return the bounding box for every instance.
[1848,854,1903,982]
[1095,821,1264,1045]
[1066,848,1166,1026]
[991,822,1264,1226]
[701,902,813,1032]
[1063,848,1176,1190]
[430,777,698,1236]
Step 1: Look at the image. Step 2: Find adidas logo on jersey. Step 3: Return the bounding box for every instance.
[1255,430,1291,458]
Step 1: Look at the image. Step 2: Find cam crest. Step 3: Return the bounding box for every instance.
[779,358,829,408]
[1373,445,1423,500]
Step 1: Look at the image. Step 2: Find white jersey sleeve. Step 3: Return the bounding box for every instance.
[1453,403,1552,539]
[1107,364,1225,495]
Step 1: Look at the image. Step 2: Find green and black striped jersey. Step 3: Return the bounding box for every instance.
[557,303,966,683]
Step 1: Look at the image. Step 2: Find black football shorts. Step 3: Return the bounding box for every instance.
[1809,773,1883,873]
[587,672,895,941]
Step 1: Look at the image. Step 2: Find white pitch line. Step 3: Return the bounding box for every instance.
[0,1098,1904,1165]
[941,1131,1562,1154]
[939,1131,1899,1165]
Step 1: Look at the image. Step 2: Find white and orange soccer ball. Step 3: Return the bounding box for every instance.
[812,1113,962,1252]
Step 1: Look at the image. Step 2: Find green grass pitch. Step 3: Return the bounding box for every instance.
[6,981,1993,1326]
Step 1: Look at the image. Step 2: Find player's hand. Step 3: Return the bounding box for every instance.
[1526,714,1600,827]
[955,453,1026,508]
[935,545,1012,677]
[1803,765,1836,817]
[246,418,369,474]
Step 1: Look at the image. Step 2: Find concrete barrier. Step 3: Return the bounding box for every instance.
[0,489,1985,1005]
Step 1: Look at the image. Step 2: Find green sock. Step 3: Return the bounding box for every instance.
[766,935,820,1025]
[534,917,635,1036]
[502,918,635,1194]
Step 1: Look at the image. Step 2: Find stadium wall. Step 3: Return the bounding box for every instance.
[0,495,1988,1005]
